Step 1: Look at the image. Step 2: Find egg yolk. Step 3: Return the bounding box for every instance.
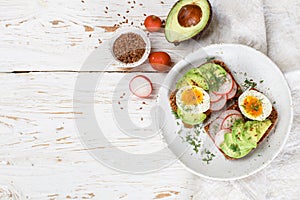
[181,88,203,105]
[243,96,263,117]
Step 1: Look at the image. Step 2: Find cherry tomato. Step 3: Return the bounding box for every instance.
[148,52,171,72]
[144,15,162,32]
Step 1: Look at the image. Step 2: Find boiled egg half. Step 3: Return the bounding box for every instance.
[238,89,272,121]
[176,86,210,113]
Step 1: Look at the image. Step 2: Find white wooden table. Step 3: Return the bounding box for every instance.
[1,0,299,200]
[0,0,198,199]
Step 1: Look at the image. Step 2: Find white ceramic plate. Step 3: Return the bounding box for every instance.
[158,44,293,180]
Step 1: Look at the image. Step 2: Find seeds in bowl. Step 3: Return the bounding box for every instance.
[113,32,146,64]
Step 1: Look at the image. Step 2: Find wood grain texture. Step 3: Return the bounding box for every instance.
[0,0,202,199]
[0,0,196,72]
[0,72,196,199]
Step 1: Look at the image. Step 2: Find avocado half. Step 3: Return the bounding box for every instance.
[165,0,212,43]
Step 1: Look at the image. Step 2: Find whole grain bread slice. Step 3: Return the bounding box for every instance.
[169,60,241,127]
[204,95,278,160]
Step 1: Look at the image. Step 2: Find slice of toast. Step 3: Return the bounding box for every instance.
[169,60,242,127]
[204,96,278,160]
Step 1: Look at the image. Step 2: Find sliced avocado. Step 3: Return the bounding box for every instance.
[243,120,272,142]
[165,0,212,43]
[221,119,273,159]
[176,68,209,90]
[232,120,257,150]
[221,133,252,159]
[197,63,227,92]
[220,133,252,159]
[177,107,206,125]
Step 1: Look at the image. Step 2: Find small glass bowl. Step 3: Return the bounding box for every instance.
[109,26,151,68]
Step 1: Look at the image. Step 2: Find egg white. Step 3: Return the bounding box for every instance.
[238,89,272,121]
[176,86,210,114]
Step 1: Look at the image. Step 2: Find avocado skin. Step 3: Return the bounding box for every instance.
[165,0,213,43]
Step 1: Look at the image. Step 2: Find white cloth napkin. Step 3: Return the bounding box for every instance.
[193,0,300,199]
[264,0,300,73]
[198,0,267,54]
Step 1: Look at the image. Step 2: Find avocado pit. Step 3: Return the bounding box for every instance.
[177,4,202,27]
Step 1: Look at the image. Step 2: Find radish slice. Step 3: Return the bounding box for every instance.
[208,118,223,139]
[129,75,153,98]
[209,91,222,103]
[213,73,234,95]
[210,95,227,111]
[215,129,231,147]
[218,109,241,120]
[226,81,238,100]
[221,114,243,130]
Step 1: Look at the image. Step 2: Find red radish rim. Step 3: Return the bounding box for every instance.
[214,129,231,147]
[218,109,242,120]
[210,95,227,111]
[209,91,223,103]
[208,118,223,138]
[129,75,153,98]
[221,113,243,130]
[226,81,237,100]
[213,73,234,95]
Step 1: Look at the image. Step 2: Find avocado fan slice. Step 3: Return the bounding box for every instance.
[176,68,209,90]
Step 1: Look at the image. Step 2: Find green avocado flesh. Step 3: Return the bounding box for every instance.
[174,63,228,125]
[197,63,227,92]
[176,68,209,90]
[220,119,272,159]
[165,0,212,43]
[177,107,207,125]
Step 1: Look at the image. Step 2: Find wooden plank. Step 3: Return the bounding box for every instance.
[0,0,195,72]
[0,72,195,199]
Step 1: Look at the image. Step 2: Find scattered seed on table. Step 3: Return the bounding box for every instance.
[105,6,108,10]
[104,11,108,13]
[141,117,143,121]
[143,13,147,16]
[117,13,121,16]
[140,4,143,6]
[131,6,134,9]
[126,10,129,13]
